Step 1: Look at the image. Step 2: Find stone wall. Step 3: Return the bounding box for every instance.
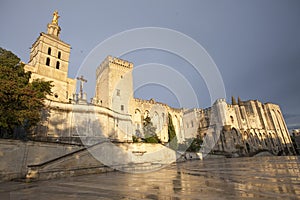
[0,139,179,181]
[183,98,296,156]
[26,142,178,181]
[0,139,83,181]
[131,98,184,143]
[31,100,134,143]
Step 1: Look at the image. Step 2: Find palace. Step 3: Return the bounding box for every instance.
[24,11,295,156]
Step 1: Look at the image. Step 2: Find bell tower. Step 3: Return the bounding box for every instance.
[25,10,76,103]
[47,10,61,38]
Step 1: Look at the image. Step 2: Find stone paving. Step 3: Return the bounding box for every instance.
[0,156,299,199]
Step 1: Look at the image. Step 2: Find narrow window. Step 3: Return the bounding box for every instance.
[56,61,60,69]
[48,47,51,55]
[58,51,61,59]
[230,116,234,123]
[121,105,124,111]
[116,89,120,96]
[46,57,50,66]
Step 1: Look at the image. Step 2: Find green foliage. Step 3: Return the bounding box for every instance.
[178,136,203,152]
[168,113,178,150]
[0,47,52,139]
[143,115,160,143]
[132,135,138,143]
[144,135,160,143]
[0,47,20,67]
[188,137,203,152]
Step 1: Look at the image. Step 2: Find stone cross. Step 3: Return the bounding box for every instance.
[77,75,87,99]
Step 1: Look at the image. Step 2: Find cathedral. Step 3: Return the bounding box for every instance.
[24,11,295,156]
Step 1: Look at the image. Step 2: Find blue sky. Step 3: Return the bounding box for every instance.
[0,0,300,129]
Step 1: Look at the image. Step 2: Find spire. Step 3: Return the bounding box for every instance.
[231,96,237,105]
[238,96,243,106]
[47,10,61,38]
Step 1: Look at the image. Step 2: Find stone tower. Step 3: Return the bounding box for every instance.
[25,10,76,103]
[95,56,133,113]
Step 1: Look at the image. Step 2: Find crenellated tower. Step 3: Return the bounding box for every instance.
[95,56,133,113]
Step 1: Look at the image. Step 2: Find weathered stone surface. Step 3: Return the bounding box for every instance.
[0,139,179,181]
[0,139,83,181]
[25,142,178,180]
[184,98,295,156]
[1,156,300,199]
[23,11,295,162]
[24,11,76,103]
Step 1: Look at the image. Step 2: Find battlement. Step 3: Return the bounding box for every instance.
[134,98,168,107]
[134,98,183,112]
[213,98,227,105]
[183,108,202,115]
[108,56,133,68]
[96,55,133,79]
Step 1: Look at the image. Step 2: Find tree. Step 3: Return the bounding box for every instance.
[143,115,159,143]
[0,47,52,139]
[186,136,203,152]
[168,113,178,150]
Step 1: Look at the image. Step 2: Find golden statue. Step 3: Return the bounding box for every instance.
[52,10,60,25]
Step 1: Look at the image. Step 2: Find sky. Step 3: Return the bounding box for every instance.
[0,0,299,129]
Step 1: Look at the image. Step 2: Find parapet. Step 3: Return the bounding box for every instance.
[108,56,133,69]
[96,55,134,78]
[214,98,227,105]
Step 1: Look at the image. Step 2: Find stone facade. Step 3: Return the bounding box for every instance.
[94,56,134,114]
[183,98,295,155]
[130,98,184,144]
[24,11,295,156]
[292,129,300,153]
[93,55,185,144]
[24,12,76,103]
[0,139,83,181]
[33,101,133,144]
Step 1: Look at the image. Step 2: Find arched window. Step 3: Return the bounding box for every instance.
[48,47,51,55]
[46,57,50,66]
[56,61,60,69]
[58,51,61,59]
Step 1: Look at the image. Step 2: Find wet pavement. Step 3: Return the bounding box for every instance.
[0,156,299,199]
